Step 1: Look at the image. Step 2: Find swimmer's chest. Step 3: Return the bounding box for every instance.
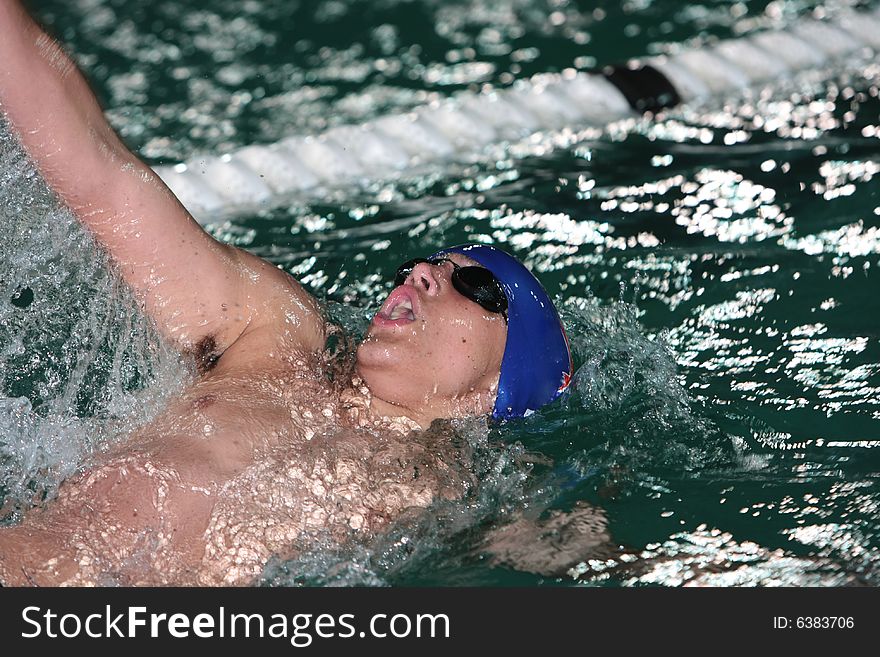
[143,363,339,478]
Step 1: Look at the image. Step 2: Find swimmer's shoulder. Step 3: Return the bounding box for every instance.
[222,246,329,358]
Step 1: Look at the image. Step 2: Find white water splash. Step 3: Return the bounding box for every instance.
[0,119,189,519]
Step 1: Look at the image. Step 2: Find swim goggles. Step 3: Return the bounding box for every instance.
[394,257,509,321]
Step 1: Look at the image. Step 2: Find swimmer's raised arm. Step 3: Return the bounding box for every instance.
[0,0,325,359]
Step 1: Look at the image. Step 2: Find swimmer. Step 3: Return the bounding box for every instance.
[0,1,571,586]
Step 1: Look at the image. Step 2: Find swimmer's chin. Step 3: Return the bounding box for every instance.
[348,362,499,431]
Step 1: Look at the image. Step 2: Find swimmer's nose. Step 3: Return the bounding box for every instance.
[406,260,444,296]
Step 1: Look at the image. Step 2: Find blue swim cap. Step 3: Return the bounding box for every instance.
[432,244,573,420]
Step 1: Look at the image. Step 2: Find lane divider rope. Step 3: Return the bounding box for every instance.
[151,7,880,221]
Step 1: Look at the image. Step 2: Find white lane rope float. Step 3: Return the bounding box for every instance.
[152,7,880,221]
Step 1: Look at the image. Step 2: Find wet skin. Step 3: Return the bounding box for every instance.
[0,1,505,586]
[0,251,503,586]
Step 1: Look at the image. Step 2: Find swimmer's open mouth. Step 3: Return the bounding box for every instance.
[377,286,419,322]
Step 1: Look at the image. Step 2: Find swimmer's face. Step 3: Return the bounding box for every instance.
[356,252,507,423]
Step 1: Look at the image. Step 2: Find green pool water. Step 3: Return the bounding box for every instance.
[2,0,879,585]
